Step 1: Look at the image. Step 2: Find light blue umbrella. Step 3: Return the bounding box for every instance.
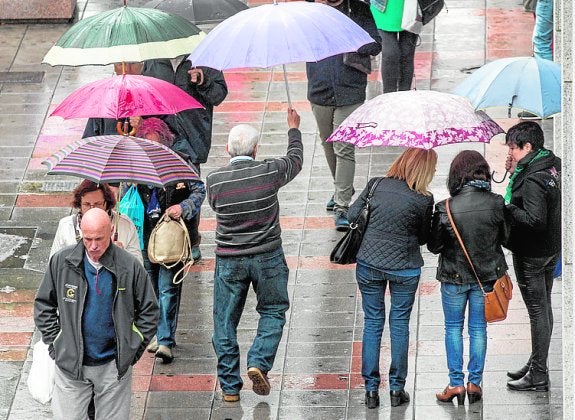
[452,56,561,118]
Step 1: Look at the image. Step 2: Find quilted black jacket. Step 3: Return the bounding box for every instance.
[427,186,509,285]
[348,177,434,270]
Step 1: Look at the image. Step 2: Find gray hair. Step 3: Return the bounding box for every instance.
[227,124,260,157]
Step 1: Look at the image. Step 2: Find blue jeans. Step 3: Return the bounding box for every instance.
[441,282,487,387]
[212,247,290,395]
[533,0,553,60]
[143,254,182,348]
[356,262,419,391]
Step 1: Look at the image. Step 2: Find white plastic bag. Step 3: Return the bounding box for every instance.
[401,0,423,34]
[27,340,55,404]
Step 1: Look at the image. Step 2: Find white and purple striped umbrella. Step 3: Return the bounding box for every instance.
[327,90,504,150]
[43,135,199,188]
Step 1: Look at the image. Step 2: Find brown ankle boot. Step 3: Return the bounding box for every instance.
[436,385,466,405]
[467,382,482,404]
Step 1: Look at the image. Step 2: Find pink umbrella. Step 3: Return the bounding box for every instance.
[327,90,504,150]
[51,74,204,120]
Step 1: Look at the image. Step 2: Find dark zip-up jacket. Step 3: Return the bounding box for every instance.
[506,150,561,257]
[428,186,510,285]
[34,242,158,380]
[143,58,228,164]
[306,0,382,107]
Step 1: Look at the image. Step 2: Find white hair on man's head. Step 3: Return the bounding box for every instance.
[227,124,260,157]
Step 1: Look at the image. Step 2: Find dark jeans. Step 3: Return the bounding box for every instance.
[379,30,419,93]
[513,253,558,373]
[356,262,419,391]
[212,247,290,395]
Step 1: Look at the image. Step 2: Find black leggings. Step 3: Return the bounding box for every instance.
[513,253,558,373]
[379,30,419,93]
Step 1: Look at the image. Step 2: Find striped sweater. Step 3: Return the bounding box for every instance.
[206,128,303,256]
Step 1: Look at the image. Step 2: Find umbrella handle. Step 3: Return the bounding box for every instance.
[491,170,509,184]
[282,64,292,109]
[116,121,136,136]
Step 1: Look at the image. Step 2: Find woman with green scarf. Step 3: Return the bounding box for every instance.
[503,121,560,392]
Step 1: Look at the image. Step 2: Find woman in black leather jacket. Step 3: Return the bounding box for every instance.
[348,148,436,409]
[428,150,509,405]
[503,121,561,392]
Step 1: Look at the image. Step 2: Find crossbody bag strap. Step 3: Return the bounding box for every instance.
[445,198,486,296]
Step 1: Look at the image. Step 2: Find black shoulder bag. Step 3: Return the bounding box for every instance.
[330,177,383,264]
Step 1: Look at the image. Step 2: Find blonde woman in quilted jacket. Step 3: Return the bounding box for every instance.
[347,148,436,409]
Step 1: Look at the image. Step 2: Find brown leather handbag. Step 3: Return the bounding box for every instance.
[446,198,513,323]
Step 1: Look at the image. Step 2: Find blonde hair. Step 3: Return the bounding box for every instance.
[386,148,437,195]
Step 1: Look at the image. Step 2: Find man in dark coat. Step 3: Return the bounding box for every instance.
[306,0,381,231]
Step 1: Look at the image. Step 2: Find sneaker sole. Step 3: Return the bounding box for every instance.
[222,394,240,402]
[248,368,271,396]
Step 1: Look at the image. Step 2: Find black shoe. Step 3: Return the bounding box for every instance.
[507,364,530,381]
[507,369,548,392]
[390,389,410,407]
[326,195,335,212]
[365,391,379,409]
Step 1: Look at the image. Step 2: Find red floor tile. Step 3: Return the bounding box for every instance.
[133,353,156,376]
[0,290,36,304]
[0,348,28,362]
[0,332,32,346]
[282,373,349,390]
[149,374,217,391]
[16,194,71,208]
[132,375,152,392]
[0,302,34,318]
[298,256,355,270]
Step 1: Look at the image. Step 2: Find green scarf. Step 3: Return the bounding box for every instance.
[504,149,550,204]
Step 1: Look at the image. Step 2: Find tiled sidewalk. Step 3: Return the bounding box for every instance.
[0,1,562,419]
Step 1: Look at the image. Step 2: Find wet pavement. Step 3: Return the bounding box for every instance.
[0,0,563,419]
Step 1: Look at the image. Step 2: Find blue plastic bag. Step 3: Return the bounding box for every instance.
[119,185,145,249]
[553,255,562,278]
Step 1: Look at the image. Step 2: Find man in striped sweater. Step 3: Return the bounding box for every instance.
[206,108,303,402]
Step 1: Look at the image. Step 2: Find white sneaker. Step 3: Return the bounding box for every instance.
[146,336,158,353]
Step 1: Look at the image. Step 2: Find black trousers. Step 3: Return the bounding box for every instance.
[512,253,558,373]
[379,30,419,93]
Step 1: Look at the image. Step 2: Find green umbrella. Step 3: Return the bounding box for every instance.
[43,6,205,66]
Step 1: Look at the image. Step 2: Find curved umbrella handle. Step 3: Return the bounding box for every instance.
[116,120,136,136]
[491,170,509,184]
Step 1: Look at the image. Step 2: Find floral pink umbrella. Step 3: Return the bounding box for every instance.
[51,74,204,120]
[327,90,504,150]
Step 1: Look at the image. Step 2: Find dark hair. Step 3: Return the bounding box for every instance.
[505,121,544,151]
[447,150,491,196]
[72,180,116,211]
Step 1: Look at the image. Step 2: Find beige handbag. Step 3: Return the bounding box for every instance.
[147,212,193,284]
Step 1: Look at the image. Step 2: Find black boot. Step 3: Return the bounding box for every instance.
[507,369,548,392]
[390,390,410,407]
[365,391,379,409]
[507,364,530,381]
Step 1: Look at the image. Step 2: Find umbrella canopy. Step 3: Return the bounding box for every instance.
[188,1,375,69]
[452,56,561,118]
[327,90,504,150]
[51,74,203,119]
[43,135,200,188]
[144,0,248,25]
[43,6,206,66]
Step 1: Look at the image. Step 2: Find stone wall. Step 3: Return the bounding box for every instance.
[558,0,574,417]
[0,0,76,22]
